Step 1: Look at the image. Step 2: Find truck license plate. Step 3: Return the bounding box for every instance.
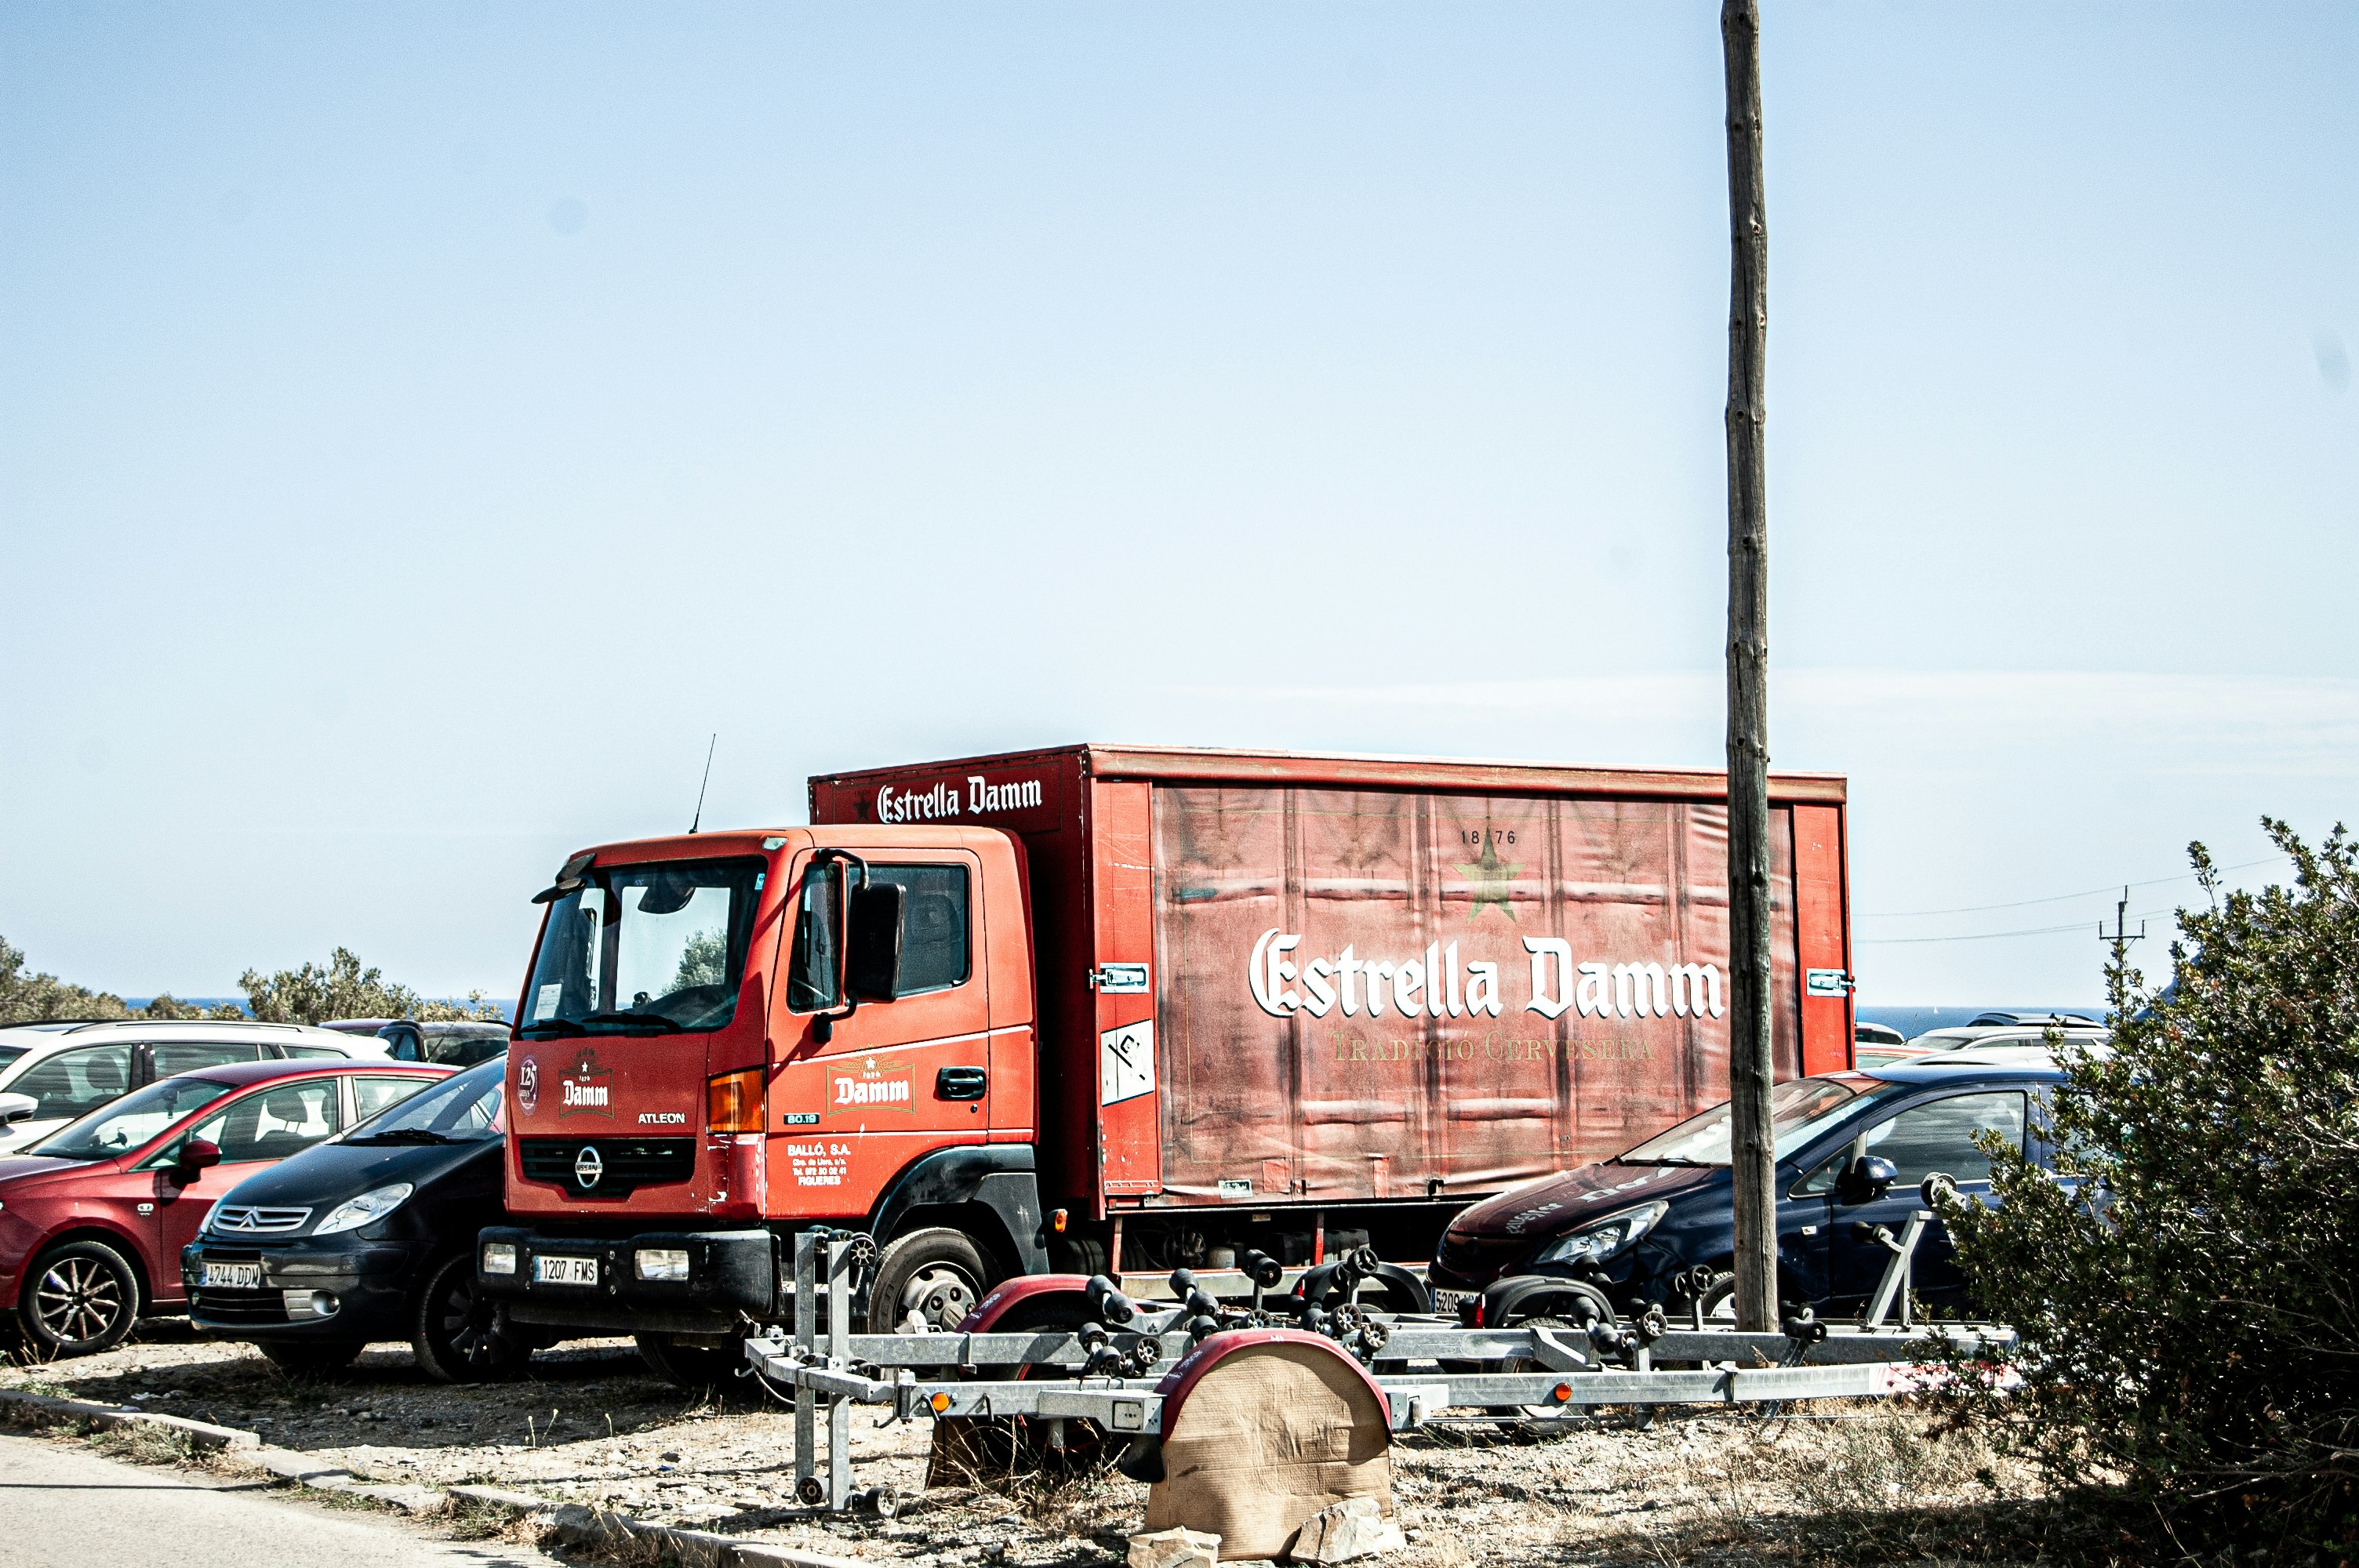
[202,1261,261,1290]
[534,1254,600,1287]
[1430,1287,1470,1317]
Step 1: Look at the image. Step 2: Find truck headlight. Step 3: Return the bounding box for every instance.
[482,1241,518,1276]
[635,1247,690,1282]
[1532,1201,1669,1269]
[312,1182,415,1236]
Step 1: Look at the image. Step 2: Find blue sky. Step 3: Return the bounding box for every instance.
[2,4,2351,1007]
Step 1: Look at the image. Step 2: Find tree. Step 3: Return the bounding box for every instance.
[0,934,133,1023]
[240,948,500,1025]
[672,929,726,993]
[1939,818,2359,1551]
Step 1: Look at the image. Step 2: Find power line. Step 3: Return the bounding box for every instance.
[1859,903,2181,946]
[1859,854,2285,920]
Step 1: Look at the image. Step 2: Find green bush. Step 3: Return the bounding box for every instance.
[1940,818,2359,1552]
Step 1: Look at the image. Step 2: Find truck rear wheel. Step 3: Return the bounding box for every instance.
[635,1334,742,1393]
[867,1228,994,1334]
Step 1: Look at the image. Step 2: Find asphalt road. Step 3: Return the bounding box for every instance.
[0,1434,559,1568]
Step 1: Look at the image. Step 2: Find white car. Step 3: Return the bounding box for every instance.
[0,1019,390,1156]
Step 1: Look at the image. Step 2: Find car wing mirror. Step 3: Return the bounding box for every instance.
[1838,1153,1899,1204]
[0,1091,34,1127]
[176,1138,223,1183]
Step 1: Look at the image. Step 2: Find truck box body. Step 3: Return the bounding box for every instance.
[808,746,1853,1223]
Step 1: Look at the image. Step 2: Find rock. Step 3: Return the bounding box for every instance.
[1129,1526,1223,1568]
[1285,1498,1405,1565]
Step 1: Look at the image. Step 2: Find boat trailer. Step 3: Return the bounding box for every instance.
[743,1189,2002,1512]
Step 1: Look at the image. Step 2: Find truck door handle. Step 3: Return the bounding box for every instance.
[936,1067,987,1102]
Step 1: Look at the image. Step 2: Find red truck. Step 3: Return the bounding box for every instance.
[477,746,1852,1384]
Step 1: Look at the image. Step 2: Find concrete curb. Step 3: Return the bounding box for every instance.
[0,1386,260,1450]
[4,1385,866,1566]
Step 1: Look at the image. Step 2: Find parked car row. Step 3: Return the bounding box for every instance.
[1,1007,2077,1378]
[0,1017,540,1377]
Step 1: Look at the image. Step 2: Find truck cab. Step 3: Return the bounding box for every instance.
[477,826,1046,1380]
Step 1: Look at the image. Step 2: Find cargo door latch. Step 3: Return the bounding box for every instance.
[1805,968,1856,997]
[1088,963,1150,994]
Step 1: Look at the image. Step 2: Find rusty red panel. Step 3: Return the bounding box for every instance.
[1792,803,1854,1076]
[1147,784,1804,1207]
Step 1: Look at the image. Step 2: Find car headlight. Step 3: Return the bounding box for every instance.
[482,1241,518,1276]
[311,1182,415,1236]
[1531,1201,1669,1269]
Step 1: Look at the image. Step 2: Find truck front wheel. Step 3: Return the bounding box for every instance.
[868,1228,993,1334]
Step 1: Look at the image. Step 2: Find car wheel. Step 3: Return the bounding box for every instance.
[19,1240,139,1358]
[258,1338,366,1377]
[867,1227,993,1336]
[412,1253,531,1383]
[634,1334,743,1393]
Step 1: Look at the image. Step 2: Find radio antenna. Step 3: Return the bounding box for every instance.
[688,734,718,834]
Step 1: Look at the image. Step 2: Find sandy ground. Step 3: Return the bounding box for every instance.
[3,1319,2058,1567]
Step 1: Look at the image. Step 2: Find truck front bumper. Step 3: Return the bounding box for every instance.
[474,1226,776,1338]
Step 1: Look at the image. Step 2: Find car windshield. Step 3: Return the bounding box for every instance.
[519,858,762,1036]
[345,1058,505,1142]
[1618,1077,1892,1166]
[30,1076,240,1160]
[1908,1030,1982,1051]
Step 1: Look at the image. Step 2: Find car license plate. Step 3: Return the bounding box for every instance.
[202,1261,262,1290]
[534,1254,599,1287]
[1430,1287,1471,1316]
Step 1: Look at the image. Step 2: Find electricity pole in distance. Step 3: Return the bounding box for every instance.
[1721,0,1778,1334]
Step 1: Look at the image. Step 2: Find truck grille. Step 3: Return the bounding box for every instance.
[520,1138,695,1199]
[209,1205,312,1235]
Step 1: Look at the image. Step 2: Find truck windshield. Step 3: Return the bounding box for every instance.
[519,858,762,1036]
[1617,1077,1890,1166]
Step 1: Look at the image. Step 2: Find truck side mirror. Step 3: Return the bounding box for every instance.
[1837,1153,1899,1205]
[846,883,905,1004]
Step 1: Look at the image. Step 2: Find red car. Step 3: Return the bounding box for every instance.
[0,1058,450,1356]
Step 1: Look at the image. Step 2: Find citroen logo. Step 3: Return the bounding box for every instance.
[573,1145,603,1189]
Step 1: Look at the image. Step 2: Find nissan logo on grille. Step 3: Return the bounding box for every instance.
[573,1145,604,1189]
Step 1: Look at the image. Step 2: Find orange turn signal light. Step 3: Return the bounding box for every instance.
[1551,1382,1573,1403]
[1051,1208,1069,1234]
[707,1067,765,1134]
[930,1392,951,1414]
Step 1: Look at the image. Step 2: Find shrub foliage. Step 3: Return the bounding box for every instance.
[1942,818,2359,1550]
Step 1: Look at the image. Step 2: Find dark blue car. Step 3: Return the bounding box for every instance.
[1428,1054,2066,1324]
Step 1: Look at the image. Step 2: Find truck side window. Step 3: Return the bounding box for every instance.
[787,862,843,1012]
[867,864,972,995]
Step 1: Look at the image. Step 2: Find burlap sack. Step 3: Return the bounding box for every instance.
[1143,1340,1394,1560]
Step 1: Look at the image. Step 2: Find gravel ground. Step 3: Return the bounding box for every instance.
[3,1320,2066,1566]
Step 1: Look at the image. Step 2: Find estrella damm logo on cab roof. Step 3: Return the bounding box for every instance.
[558,1047,616,1119]
[827,1057,914,1116]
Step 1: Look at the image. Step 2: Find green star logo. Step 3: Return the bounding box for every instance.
[1456,836,1521,922]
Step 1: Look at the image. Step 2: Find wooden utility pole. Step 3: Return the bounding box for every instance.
[1721,0,1778,1334]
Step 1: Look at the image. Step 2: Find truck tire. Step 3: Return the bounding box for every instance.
[18,1240,140,1358]
[636,1334,742,1393]
[867,1227,994,1335]
[411,1253,531,1383]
